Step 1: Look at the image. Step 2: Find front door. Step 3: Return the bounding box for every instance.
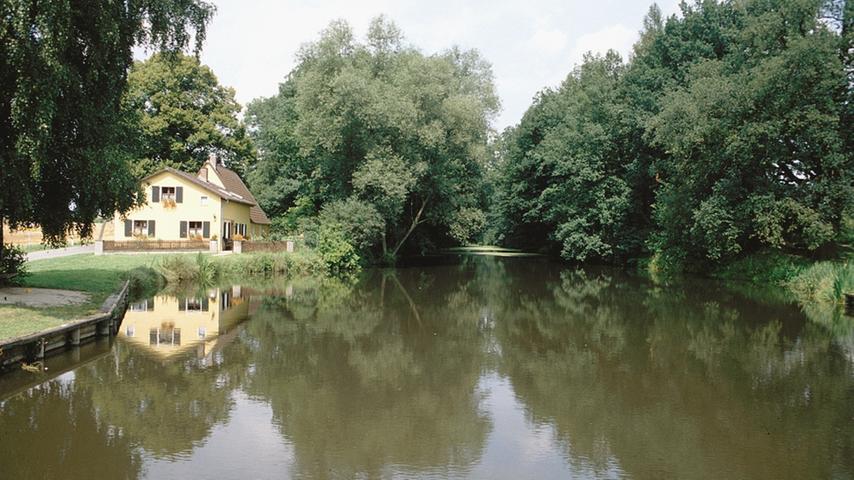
[223,221,233,250]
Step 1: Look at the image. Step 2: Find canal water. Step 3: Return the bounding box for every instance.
[1,255,852,479]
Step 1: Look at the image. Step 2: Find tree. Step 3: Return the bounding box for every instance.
[0,0,215,256]
[124,52,255,178]
[247,16,499,261]
[494,52,642,262]
[493,0,853,268]
[647,0,853,265]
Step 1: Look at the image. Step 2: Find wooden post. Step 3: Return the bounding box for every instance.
[97,319,110,336]
[70,328,81,346]
[36,338,45,359]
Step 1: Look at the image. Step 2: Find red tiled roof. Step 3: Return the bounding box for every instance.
[208,165,271,225]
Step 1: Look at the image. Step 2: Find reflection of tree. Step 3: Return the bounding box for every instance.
[76,335,252,458]
[493,267,854,479]
[0,378,142,479]
[242,269,491,478]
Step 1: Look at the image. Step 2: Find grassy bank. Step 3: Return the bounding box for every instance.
[0,254,166,341]
[0,250,330,342]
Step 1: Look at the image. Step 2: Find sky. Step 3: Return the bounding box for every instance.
[139,0,682,130]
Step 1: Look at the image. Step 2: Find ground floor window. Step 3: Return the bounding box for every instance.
[188,221,204,238]
[150,328,181,346]
[180,220,209,239]
[134,220,151,237]
[179,297,209,312]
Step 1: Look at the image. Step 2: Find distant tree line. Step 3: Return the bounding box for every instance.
[490,0,853,269]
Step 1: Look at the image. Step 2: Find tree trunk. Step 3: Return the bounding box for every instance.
[0,214,4,263]
[391,198,427,257]
[381,232,388,257]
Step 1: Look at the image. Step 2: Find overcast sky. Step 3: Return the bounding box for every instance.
[142,0,682,130]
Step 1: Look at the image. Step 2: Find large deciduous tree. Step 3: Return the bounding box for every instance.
[493,0,853,268]
[124,52,254,178]
[0,0,214,254]
[248,17,499,260]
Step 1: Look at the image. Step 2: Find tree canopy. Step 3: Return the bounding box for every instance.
[0,0,215,246]
[247,16,499,261]
[124,52,255,178]
[492,0,853,268]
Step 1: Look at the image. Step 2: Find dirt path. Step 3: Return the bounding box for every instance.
[0,287,90,307]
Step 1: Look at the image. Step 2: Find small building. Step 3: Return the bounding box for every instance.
[113,155,270,250]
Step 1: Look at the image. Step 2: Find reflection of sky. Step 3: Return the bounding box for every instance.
[135,373,625,479]
[141,391,295,480]
[467,373,625,480]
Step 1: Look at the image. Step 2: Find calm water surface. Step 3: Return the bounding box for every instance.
[1,256,853,479]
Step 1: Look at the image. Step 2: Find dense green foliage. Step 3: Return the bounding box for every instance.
[0,243,27,285]
[493,0,853,269]
[247,17,499,262]
[0,0,215,246]
[123,53,255,177]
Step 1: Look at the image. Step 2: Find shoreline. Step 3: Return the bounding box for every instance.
[0,280,130,372]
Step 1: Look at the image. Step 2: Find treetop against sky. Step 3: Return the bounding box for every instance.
[133,0,683,130]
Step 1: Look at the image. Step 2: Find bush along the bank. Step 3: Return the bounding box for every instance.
[787,261,853,306]
[0,244,28,286]
[126,266,166,298]
[154,247,356,286]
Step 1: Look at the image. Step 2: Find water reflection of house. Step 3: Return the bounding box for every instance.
[119,286,252,360]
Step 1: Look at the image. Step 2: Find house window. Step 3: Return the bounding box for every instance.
[129,298,154,311]
[179,297,209,312]
[149,328,181,346]
[133,220,148,236]
[161,186,176,201]
[198,327,206,339]
[200,196,209,206]
[188,221,204,238]
[126,326,135,337]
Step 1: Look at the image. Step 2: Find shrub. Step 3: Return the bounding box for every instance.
[126,267,164,297]
[156,255,203,284]
[317,225,360,275]
[0,244,28,285]
[786,261,853,305]
[317,198,385,251]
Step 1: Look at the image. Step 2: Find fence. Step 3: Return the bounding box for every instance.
[102,240,209,252]
[241,240,296,253]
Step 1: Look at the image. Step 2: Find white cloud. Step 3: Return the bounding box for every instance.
[527,28,569,55]
[135,0,685,130]
[568,24,637,67]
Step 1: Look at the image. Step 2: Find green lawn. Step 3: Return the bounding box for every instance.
[0,254,167,341]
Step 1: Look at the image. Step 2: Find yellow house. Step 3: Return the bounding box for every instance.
[118,286,252,360]
[112,154,270,250]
